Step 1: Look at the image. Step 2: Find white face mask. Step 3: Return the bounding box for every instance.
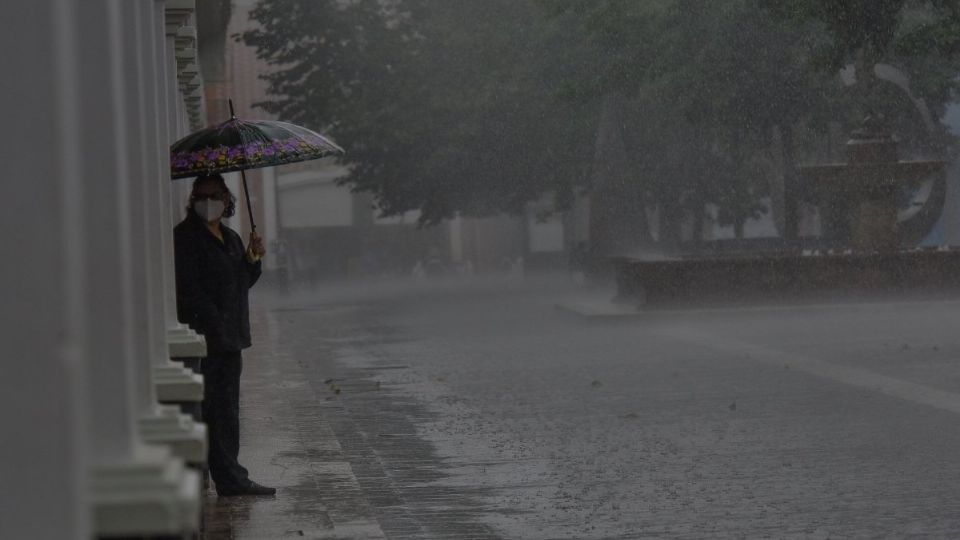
[194,199,225,222]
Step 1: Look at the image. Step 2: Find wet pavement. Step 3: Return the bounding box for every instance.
[204,276,960,539]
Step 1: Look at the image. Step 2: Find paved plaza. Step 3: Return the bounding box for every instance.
[204,277,960,539]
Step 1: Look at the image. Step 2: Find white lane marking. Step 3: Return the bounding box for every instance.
[640,297,960,317]
[559,296,960,320]
[659,327,960,415]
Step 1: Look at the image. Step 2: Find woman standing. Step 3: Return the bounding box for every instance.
[173,173,274,497]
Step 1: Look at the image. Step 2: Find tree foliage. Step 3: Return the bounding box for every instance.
[242,0,596,225]
[243,0,960,243]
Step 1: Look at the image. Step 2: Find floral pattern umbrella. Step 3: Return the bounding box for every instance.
[170,100,344,230]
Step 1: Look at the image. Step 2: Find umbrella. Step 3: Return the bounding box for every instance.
[170,99,344,231]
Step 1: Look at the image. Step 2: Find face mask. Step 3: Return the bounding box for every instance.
[194,199,225,222]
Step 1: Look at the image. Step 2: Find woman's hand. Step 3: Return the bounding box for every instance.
[247,231,266,262]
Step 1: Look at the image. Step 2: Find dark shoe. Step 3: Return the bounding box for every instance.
[217,481,276,497]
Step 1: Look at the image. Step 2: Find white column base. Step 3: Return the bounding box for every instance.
[154,360,203,402]
[139,405,207,465]
[91,444,200,537]
[167,324,206,358]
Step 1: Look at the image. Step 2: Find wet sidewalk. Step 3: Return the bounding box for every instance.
[202,300,387,539]
[201,283,502,540]
[199,280,960,539]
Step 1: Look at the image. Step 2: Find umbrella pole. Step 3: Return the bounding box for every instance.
[240,168,256,233]
[231,98,256,233]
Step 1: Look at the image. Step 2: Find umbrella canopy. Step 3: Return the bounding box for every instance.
[170,117,343,179]
[170,100,344,231]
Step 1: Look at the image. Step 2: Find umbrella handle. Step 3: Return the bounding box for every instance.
[240,168,256,233]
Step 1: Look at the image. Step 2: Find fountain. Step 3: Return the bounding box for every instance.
[802,114,947,252]
[612,115,958,308]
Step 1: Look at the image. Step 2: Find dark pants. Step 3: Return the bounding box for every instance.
[201,350,250,492]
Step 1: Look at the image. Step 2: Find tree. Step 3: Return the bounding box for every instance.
[242,0,597,225]
[243,0,960,250]
[761,0,960,146]
[543,0,836,242]
[544,0,960,244]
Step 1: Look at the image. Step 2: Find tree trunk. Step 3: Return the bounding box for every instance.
[658,194,683,248]
[780,123,799,242]
[690,198,705,245]
[588,92,652,260]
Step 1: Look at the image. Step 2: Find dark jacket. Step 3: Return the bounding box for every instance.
[174,213,261,354]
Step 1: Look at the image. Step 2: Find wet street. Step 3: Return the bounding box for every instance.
[205,277,960,539]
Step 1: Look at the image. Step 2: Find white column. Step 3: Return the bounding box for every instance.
[450,213,464,263]
[0,2,88,538]
[151,1,206,403]
[158,7,184,332]
[78,2,199,534]
[77,0,143,466]
[122,0,206,466]
[944,162,960,246]
[165,11,207,360]
[121,0,160,420]
[263,166,279,269]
